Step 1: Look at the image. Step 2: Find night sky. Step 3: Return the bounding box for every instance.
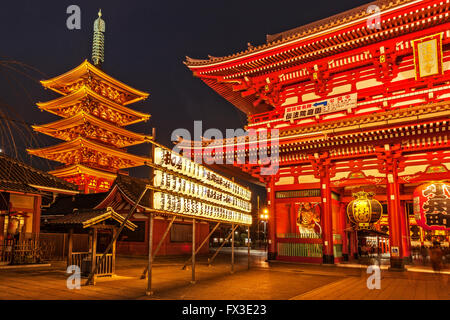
[0,0,371,197]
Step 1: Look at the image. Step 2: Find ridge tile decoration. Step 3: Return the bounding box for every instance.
[28,61,151,194]
[185,0,450,267]
[153,147,252,225]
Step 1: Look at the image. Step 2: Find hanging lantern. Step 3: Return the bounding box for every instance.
[7,218,19,235]
[413,182,450,231]
[347,191,383,229]
[154,147,163,166]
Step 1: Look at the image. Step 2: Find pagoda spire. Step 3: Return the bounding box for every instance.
[92,9,105,67]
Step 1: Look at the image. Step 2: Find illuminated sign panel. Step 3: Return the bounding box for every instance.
[153,192,252,225]
[284,93,357,122]
[412,33,444,79]
[154,170,251,212]
[154,147,251,200]
[153,147,252,225]
[413,182,450,231]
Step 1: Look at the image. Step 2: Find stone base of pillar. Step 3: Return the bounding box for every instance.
[342,253,349,261]
[403,256,413,265]
[323,254,335,264]
[389,257,405,271]
[267,252,277,261]
[353,253,359,260]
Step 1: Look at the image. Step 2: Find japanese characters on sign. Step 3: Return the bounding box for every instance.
[413,182,450,231]
[153,192,252,225]
[411,33,444,80]
[284,93,357,122]
[154,147,251,201]
[153,147,252,225]
[154,170,251,212]
[347,191,383,230]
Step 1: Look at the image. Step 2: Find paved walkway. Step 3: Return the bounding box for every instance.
[0,250,448,300]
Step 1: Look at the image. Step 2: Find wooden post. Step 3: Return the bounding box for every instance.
[320,169,334,264]
[141,215,176,279]
[191,218,196,284]
[182,222,220,270]
[386,157,405,270]
[67,228,73,267]
[340,203,349,261]
[267,177,277,260]
[247,226,250,270]
[208,224,238,266]
[112,228,117,274]
[146,213,154,296]
[90,228,97,285]
[231,223,235,274]
[62,233,66,260]
[146,127,156,295]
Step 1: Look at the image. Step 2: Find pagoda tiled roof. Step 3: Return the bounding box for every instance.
[40,60,149,105]
[36,87,150,126]
[32,111,152,147]
[49,164,118,182]
[27,137,151,169]
[0,153,78,194]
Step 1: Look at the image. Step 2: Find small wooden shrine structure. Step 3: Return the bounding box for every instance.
[47,207,137,281]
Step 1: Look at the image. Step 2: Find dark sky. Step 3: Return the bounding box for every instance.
[0,0,371,192]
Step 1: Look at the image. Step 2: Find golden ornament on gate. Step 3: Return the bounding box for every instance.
[347,191,383,230]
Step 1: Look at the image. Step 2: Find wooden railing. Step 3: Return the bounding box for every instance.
[95,254,114,276]
[12,240,41,264]
[70,252,114,276]
[71,252,90,269]
[0,240,14,265]
[0,239,42,265]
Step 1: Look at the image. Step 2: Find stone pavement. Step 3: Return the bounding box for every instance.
[0,249,448,300]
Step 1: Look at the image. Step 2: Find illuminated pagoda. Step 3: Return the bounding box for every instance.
[185,0,450,270]
[28,10,151,193]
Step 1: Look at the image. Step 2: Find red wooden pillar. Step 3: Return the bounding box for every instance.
[349,231,357,259]
[320,171,334,264]
[84,178,89,194]
[385,158,405,270]
[340,203,349,261]
[267,177,277,260]
[0,215,4,242]
[32,195,42,235]
[399,201,411,264]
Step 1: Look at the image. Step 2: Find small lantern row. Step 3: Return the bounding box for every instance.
[154,170,251,212]
[153,192,252,225]
[154,147,251,200]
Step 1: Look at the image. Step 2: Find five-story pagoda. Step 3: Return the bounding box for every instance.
[28,10,151,193]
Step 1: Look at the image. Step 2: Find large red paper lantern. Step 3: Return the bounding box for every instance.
[413,182,450,231]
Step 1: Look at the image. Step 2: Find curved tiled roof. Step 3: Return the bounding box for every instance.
[0,154,78,193]
[114,174,151,208]
[43,192,108,215]
[184,0,415,67]
[45,207,138,230]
